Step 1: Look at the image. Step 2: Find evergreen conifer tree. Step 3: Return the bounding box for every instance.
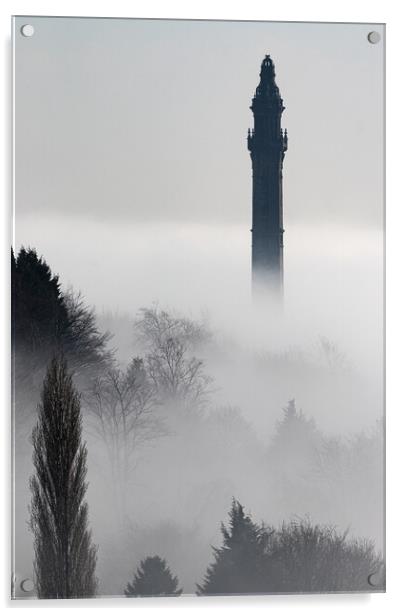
[29,357,97,598]
[196,499,270,595]
[268,399,322,501]
[12,248,110,380]
[13,248,69,354]
[124,556,182,597]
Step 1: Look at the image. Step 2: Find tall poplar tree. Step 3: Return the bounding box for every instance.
[29,357,97,598]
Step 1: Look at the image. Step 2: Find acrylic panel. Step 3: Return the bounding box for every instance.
[12,16,385,599]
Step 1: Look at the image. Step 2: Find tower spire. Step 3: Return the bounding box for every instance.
[248,55,287,302]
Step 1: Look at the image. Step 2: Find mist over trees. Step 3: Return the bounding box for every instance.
[12,248,384,597]
[133,306,213,411]
[86,357,162,519]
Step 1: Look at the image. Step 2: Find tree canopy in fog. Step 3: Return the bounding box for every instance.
[134,306,213,410]
[269,399,321,474]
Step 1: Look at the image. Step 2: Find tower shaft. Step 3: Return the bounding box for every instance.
[248,55,287,299]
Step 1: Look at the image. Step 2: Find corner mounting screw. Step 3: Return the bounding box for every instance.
[21,24,35,37]
[367,31,380,44]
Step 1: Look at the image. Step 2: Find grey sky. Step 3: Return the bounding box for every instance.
[14,17,384,228]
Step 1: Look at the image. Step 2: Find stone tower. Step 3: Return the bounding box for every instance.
[247,55,287,298]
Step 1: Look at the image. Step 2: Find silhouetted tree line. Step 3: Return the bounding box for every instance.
[196,499,384,595]
[121,499,384,597]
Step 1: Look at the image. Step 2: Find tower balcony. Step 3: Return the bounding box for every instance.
[281,128,288,152]
[247,128,254,152]
[248,129,287,156]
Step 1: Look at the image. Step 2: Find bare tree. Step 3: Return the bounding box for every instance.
[29,356,97,598]
[134,306,213,410]
[86,357,160,514]
[62,289,113,379]
[268,518,384,592]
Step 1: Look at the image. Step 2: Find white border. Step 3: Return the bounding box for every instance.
[1,1,401,614]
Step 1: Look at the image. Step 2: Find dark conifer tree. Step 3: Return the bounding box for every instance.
[29,357,97,598]
[13,247,69,354]
[196,499,270,595]
[124,556,182,597]
[12,248,110,373]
